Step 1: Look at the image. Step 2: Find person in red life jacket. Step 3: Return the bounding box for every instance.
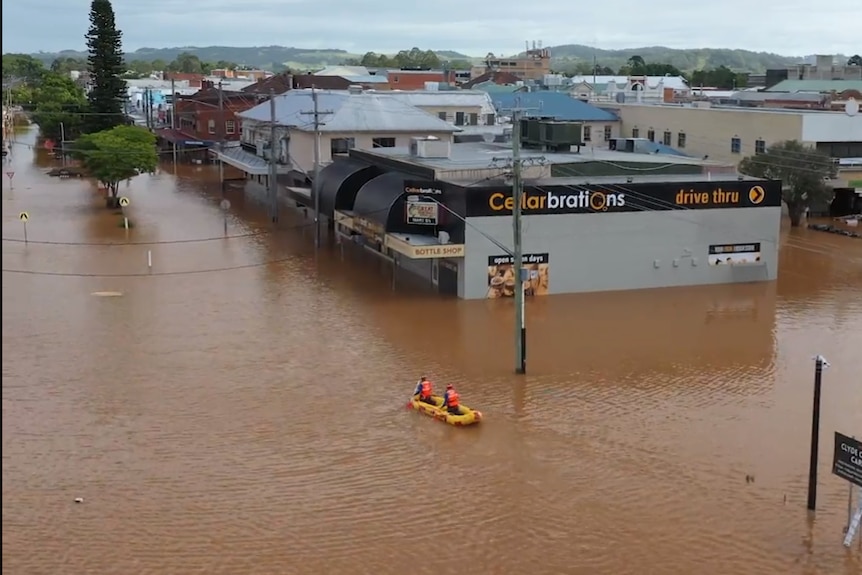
[413,376,435,405]
[441,384,461,415]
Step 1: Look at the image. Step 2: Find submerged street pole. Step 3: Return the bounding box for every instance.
[217,80,225,196]
[511,110,526,375]
[268,89,279,224]
[300,87,333,249]
[807,354,829,512]
[170,78,178,167]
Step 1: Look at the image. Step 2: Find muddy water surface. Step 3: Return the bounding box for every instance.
[3,128,861,575]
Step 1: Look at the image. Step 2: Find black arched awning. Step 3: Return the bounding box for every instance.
[318,158,383,218]
[352,171,409,228]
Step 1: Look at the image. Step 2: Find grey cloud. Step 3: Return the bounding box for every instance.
[2,0,858,56]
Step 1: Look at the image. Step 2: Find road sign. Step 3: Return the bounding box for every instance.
[18,211,29,222]
[6,171,14,180]
[833,433,862,488]
[119,197,130,207]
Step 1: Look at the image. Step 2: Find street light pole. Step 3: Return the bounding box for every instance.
[806,354,829,512]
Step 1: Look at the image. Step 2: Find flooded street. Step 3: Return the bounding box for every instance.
[3,127,861,575]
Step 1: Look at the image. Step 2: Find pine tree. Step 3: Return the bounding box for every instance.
[84,0,127,133]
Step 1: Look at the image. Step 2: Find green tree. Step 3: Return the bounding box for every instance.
[848,55,862,66]
[85,0,128,133]
[626,55,645,74]
[73,125,157,208]
[686,66,747,89]
[168,52,203,73]
[50,57,88,76]
[150,59,168,72]
[738,140,835,227]
[2,53,45,81]
[30,72,88,142]
[448,59,473,70]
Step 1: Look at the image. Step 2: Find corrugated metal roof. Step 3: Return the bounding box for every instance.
[316,65,371,77]
[378,91,496,115]
[238,89,458,133]
[490,92,619,122]
[343,74,389,84]
[569,75,690,90]
[766,79,862,93]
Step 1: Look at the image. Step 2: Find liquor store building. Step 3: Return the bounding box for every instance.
[317,157,782,299]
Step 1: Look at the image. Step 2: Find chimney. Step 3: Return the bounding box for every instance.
[201,79,215,91]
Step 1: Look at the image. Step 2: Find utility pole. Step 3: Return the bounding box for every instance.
[217,80,225,195]
[807,355,829,512]
[511,109,526,375]
[491,104,542,375]
[268,89,279,224]
[300,87,334,248]
[170,78,177,167]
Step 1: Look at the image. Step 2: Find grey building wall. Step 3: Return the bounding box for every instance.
[461,208,781,299]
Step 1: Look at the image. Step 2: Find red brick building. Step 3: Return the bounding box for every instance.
[156,82,258,156]
[386,69,456,90]
[171,82,257,142]
[163,72,205,88]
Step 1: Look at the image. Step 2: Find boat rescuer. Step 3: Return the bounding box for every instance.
[441,384,461,415]
[414,377,435,405]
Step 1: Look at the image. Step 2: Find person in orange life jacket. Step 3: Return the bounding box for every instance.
[441,384,461,415]
[413,377,435,405]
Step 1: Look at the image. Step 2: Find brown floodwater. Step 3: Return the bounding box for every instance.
[2,126,861,575]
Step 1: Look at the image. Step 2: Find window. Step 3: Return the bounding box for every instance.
[677,132,686,148]
[438,111,447,121]
[662,130,672,145]
[372,137,396,148]
[207,119,216,134]
[603,125,612,141]
[632,127,640,138]
[330,137,355,155]
[647,128,655,142]
[731,137,741,154]
[583,125,592,141]
[755,139,766,154]
[225,120,236,135]
[454,112,465,126]
[469,113,479,126]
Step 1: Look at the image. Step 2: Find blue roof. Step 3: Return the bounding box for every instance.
[490,92,619,122]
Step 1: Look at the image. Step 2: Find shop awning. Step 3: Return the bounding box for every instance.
[155,128,213,146]
[353,171,409,228]
[318,158,383,219]
[214,147,271,176]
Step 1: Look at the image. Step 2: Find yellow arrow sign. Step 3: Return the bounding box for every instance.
[119,197,130,207]
[19,211,29,222]
[748,186,765,205]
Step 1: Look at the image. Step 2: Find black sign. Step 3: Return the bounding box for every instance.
[488,253,549,266]
[404,180,443,195]
[464,180,782,217]
[708,243,761,255]
[833,432,862,487]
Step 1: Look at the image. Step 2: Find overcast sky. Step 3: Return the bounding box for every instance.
[2,0,858,56]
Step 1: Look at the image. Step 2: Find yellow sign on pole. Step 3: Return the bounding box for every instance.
[119,197,130,207]
[18,211,29,222]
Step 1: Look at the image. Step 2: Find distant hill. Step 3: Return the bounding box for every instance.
[23,44,820,73]
[27,46,474,71]
[545,44,807,73]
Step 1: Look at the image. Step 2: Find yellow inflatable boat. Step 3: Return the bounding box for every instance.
[408,395,483,426]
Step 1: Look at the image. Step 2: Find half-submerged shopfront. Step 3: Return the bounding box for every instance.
[317,157,783,299]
